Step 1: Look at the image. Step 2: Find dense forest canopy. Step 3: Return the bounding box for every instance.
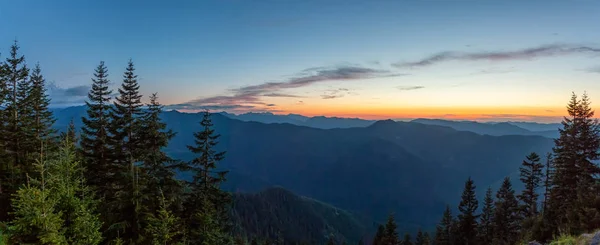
[1,41,600,245]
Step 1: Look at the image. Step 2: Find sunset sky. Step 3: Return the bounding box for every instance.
[1,0,599,122]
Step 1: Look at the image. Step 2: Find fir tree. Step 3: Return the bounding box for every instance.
[478,187,494,245]
[79,61,116,237]
[382,214,399,245]
[1,41,30,196]
[9,159,65,244]
[48,139,103,245]
[492,177,520,245]
[551,92,600,233]
[28,64,57,157]
[372,224,385,245]
[434,205,453,245]
[518,152,544,218]
[415,229,425,245]
[108,59,146,244]
[401,233,412,245]
[542,152,553,215]
[139,93,181,210]
[144,190,182,245]
[184,110,232,244]
[9,139,103,244]
[457,177,478,245]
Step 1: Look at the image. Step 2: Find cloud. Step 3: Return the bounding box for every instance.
[587,66,600,73]
[166,103,255,111]
[47,82,90,106]
[266,104,276,107]
[397,85,425,91]
[176,66,403,111]
[320,87,355,100]
[394,44,600,68]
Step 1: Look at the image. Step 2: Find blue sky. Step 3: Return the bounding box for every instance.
[1,0,599,121]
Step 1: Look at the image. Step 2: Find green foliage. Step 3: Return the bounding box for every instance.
[402,233,412,245]
[381,214,399,245]
[434,205,453,245]
[478,187,494,244]
[184,110,232,244]
[9,140,103,245]
[144,191,181,245]
[518,152,544,218]
[492,177,521,245]
[549,234,578,245]
[456,177,478,245]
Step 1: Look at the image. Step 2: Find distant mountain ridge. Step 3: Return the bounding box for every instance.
[411,118,560,138]
[51,106,557,234]
[218,111,376,129]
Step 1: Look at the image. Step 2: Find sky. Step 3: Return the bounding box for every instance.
[1,0,600,122]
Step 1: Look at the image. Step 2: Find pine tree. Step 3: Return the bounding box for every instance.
[79,61,116,237]
[145,190,182,245]
[478,187,494,244]
[9,139,103,244]
[518,152,544,218]
[139,93,182,211]
[456,177,478,245]
[28,63,57,158]
[434,205,453,245]
[401,233,412,245]
[372,224,385,245]
[422,232,430,245]
[1,41,30,198]
[415,229,425,245]
[0,46,10,222]
[542,152,553,215]
[184,110,232,244]
[48,139,103,245]
[551,92,600,233]
[108,59,146,244]
[381,214,399,245]
[492,177,520,245]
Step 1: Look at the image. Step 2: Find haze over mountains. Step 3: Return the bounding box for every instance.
[50,105,558,239]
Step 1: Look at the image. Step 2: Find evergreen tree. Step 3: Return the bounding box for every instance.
[1,41,30,202]
[0,46,10,222]
[551,92,600,233]
[28,63,57,157]
[9,139,102,244]
[401,233,412,245]
[184,110,232,244]
[372,224,384,245]
[518,152,543,218]
[542,152,553,215]
[456,177,478,245]
[327,236,335,245]
[144,191,182,245]
[139,93,182,211]
[415,229,425,245]
[8,158,65,244]
[434,205,453,245]
[79,61,116,236]
[492,177,520,245]
[48,139,103,245]
[60,119,78,148]
[108,59,146,244]
[381,214,399,245]
[478,187,494,245]
[422,232,430,245]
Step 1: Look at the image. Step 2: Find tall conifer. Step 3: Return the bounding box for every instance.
[457,177,478,245]
[478,187,494,244]
[184,110,232,244]
[492,177,520,245]
[518,152,544,218]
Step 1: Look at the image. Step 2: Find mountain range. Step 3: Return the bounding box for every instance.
[51,106,558,239]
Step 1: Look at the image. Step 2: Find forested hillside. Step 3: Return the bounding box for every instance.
[2,41,600,245]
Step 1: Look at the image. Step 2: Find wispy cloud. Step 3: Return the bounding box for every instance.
[587,66,600,73]
[397,85,425,91]
[48,82,90,106]
[173,66,404,111]
[321,87,354,100]
[394,44,600,68]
